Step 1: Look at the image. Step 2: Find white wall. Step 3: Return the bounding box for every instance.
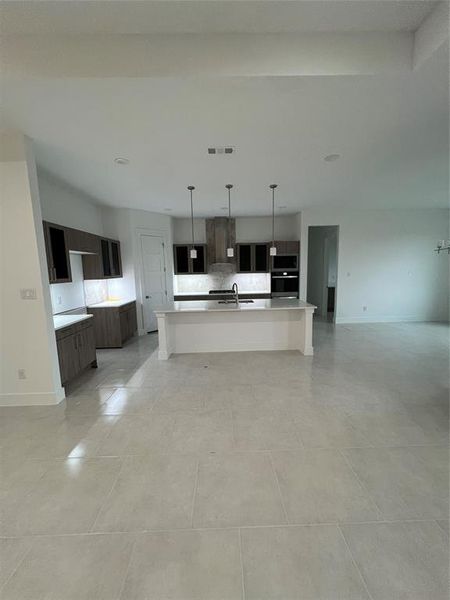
[236,215,299,242]
[103,207,174,333]
[50,254,85,314]
[300,208,449,323]
[173,214,299,243]
[38,169,104,235]
[0,134,64,405]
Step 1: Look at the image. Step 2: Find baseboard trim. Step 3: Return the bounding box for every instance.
[0,391,63,406]
[335,315,448,324]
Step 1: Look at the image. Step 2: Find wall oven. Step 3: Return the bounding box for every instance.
[271,271,299,298]
[271,254,299,272]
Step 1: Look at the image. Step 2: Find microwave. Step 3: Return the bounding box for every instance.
[271,254,299,272]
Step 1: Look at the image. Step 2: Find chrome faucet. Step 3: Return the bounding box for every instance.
[232,282,239,304]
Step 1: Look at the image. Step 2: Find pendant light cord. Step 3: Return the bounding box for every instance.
[228,186,231,248]
[272,187,275,247]
[188,186,195,250]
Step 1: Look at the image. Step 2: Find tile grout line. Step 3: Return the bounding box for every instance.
[190,458,201,528]
[88,457,126,533]
[337,524,375,600]
[338,449,384,519]
[268,451,290,525]
[115,534,138,600]
[1,517,444,540]
[238,528,246,600]
[0,540,33,593]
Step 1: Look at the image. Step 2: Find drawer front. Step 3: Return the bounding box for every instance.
[119,301,136,313]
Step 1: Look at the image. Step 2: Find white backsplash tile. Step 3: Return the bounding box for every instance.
[50,254,85,314]
[174,273,270,294]
[84,279,108,306]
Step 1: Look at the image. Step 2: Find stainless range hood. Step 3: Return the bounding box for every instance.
[206,217,236,274]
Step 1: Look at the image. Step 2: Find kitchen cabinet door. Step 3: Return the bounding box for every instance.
[254,244,269,272]
[78,324,96,370]
[83,238,122,279]
[110,241,122,276]
[174,245,189,274]
[173,245,207,274]
[43,222,72,283]
[191,245,207,273]
[237,244,252,272]
[67,228,99,254]
[119,310,129,343]
[57,335,80,384]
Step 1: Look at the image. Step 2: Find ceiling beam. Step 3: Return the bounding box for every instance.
[1,31,413,77]
[413,1,449,68]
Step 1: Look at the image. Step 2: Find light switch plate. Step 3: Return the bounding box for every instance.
[20,288,37,300]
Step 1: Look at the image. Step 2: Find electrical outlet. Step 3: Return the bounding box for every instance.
[18,369,26,380]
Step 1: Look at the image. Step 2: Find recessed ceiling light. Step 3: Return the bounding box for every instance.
[114,157,129,165]
[324,154,341,162]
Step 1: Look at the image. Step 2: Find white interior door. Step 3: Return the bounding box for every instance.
[140,234,167,332]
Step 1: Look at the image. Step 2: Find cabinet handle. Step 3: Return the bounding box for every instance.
[78,334,82,348]
[74,335,78,350]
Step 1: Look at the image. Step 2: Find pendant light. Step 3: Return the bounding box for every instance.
[225,184,234,258]
[269,184,278,256]
[188,186,197,259]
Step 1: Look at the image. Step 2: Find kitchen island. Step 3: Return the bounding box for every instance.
[154,298,315,360]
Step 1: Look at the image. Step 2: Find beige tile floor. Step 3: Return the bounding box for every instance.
[1,321,448,599]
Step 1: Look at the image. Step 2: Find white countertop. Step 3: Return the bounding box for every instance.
[154,298,315,314]
[87,299,135,308]
[174,291,271,296]
[53,313,93,330]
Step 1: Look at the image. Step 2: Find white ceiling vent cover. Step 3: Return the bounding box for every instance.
[208,147,234,155]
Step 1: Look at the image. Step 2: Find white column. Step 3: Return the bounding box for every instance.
[298,308,315,356]
[0,132,64,405]
[156,313,170,360]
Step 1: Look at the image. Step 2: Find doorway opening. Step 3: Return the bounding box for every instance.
[307,226,339,323]
[140,234,167,333]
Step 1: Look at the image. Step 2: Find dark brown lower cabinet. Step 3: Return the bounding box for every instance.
[87,301,138,348]
[56,319,97,385]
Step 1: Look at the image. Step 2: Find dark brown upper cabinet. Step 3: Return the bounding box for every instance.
[237,243,269,273]
[66,227,99,254]
[173,244,207,274]
[43,222,72,283]
[43,221,122,282]
[273,240,300,254]
[83,238,122,280]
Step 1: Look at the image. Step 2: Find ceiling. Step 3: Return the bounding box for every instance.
[0,1,438,35]
[1,1,448,217]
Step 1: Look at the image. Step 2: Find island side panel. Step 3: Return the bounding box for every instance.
[156,313,173,360]
[162,308,312,355]
[297,307,315,356]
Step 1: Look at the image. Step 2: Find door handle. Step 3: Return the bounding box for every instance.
[146,295,151,299]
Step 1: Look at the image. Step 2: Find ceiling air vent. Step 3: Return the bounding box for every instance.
[208,147,234,155]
